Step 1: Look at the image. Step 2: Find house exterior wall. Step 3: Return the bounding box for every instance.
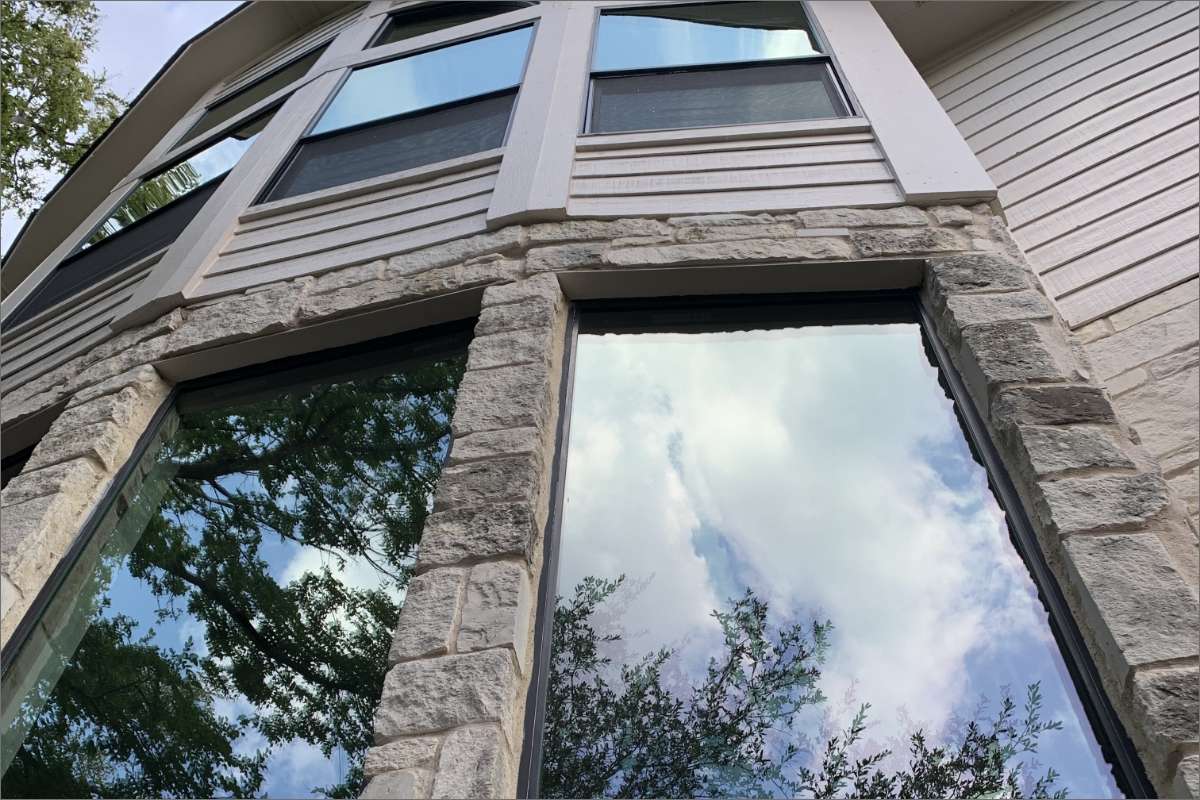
[925,0,1200,537]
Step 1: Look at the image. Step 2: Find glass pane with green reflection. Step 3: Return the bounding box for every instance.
[0,337,468,799]
[540,321,1121,799]
[85,110,274,248]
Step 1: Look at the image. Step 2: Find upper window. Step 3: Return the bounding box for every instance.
[528,299,1126,798]
[0,327,470,798]
[587,2,849,134]
[370,1,535,47]
[263,26,533,202]
[177,44,327,146]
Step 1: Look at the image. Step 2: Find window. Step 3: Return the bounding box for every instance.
[370,1,535,47]
[263,26,533,202]
[525,296,1133,799]
[587,2,849,134]
[2,111,274,331]
[0,325,471,799]
[177,44,327,146]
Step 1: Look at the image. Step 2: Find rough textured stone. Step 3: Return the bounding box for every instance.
[1130,666,1200,785]
[1,573,22,620]
[1063,534,1199,677]
[431,725,513,799]
[927,205,974,226]
[525,242,608,272]
[473,295,558,337]
[452,363,553,435]
[1148,344,1198,380]
[1118,365,1199,459]
[926,252,1033,297]
[603,237,853,267]
[527,218,669,242]
[24,418,127,472]
[851,227,966,257]
[480,273,562,308]
[163,284,302,356]
[458,561,532,670]
[361,769,432,799]
[1,493,92,595]
[66,364,166,408]
[1087,302,1200,380]
[417,503,538,569]
[1010,425,1136,477]
[960,321,1081,399]
[374,649,519,740]
[991,384,1117,426]
[468,328,553,370]
[389,568,466,664]
[387,227,524,275]
[942,290,1053,332]
[668,213,776,227]
[307,260,385,294]
[449,427,542,465]
[797,206,928,227]
[1,458,104,508]
[1174,753,1200,799]
[1038,473,1171,536]
[675,222,798,242]
[434,456,540,510]
[363,736,440,776]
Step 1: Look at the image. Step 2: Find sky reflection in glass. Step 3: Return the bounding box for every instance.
[543,323,1121,799]
[311,26,532,135]
[593,3,820,72]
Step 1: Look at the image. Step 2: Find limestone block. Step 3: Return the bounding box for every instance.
[925,253,1033,299]
[1,573,22,620]
[942,290,1053,334]
[307,260,385,295]
[363,736,440,776]
[451,363,553,436]
[1174,753,1200,799]
[1009,425,1136,477]
[1037,473,1171,536]
[374,649,519,740]
[674,222,798,243]
[796,206,928,227]
[162,284,302,356]
[449,427,542,466]
[481,273,563,308]
[668,213,776,227]
[959,321,1082,401]
[474,296,559,337]
[1,492,94,595]
[67,364,167,408]
[1062,534,1199,678]
[527,218,670,243]
[1,458,104,509]
[361,769,433,799]
[927,205,974,226]
[417,503,538,569]
[388,227,524,276]
[434,456,540,510]
[991,385,1117,427]
[1148,344,1198,380]
[850,227,967,258]
[431,725,514,799]
[1117,364,1199,458]
[1130,665,1200,787]
[388,568,467,664]
[457,561,532,671]
[602,237,853,268]
[24,418,128,472]
[468,328,554,371]
[525,242,608,272]
[1087,301,1199,381]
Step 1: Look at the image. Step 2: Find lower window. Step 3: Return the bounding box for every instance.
[526,295,1130,798]
[0,326,470,799]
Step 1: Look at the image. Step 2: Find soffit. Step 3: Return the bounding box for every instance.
[873,0,1047,72]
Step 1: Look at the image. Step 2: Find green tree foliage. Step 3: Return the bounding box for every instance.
[2,354,467,798]
[87,160,203,242]
[1,0,124,214]
[542,577,1068,799]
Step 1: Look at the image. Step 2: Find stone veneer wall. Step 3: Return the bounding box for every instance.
[0,205,1196,798]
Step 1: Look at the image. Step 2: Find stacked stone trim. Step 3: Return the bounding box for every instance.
[1,205,1195,797]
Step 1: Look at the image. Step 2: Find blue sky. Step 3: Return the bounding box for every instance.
[2,1,241,254]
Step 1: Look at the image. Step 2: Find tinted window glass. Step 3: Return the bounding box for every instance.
[591,62,845,133]
[266,90,514,201]
[87,111,273,248]
[0,337,469,798]
[179,45,326,145]
[312,26,532,135]
[539,320,1121,799]
[594,2,820,72]
[372,1,533,47]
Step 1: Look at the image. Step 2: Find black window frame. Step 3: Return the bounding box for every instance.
[367,1,537,48]
[515,290,1156,799]
[582,0,856,135]
[259,22,537,204]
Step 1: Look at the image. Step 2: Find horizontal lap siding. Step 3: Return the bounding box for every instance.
[928,0,1200,327]
[567,131,902,216]
[1,256,160,393]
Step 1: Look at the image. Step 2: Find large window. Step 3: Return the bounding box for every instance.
[525,296,1135,799]
[2,111,274,332]
[587,2,849,133]
[263,26,533,202]
[0,326,470,799]
[369,1,535,47]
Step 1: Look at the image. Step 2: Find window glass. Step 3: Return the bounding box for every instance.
[312,26,532,135]
[371,1,534,47]
[178,45,326,145]
[0,335,469,799]
[87,111,273,247]
[591,62,845,133]
[539,319,1121,799]
[594,2,821,73]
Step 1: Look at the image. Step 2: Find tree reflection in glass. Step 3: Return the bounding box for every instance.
[540,323,1123,798]
[0,345,467,798]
